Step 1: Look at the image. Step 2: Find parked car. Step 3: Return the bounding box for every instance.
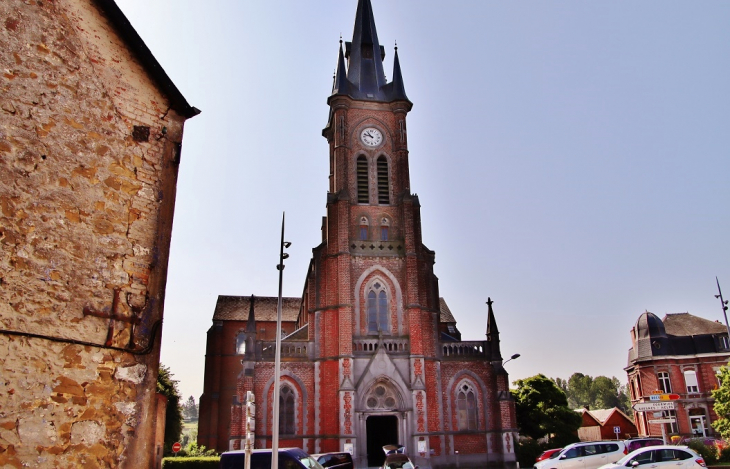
[220,447,324,469]
[312,452,353,469]
[624,438,664,454]
[597,445,705,469]
[536,448,563,463]
[534,441,626,469]
[383,445,406,455]
[381,453,418,469]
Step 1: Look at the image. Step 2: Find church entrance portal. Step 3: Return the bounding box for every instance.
[366,415,399,467]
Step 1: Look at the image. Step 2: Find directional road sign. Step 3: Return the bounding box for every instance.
[648,418,676,424]
[633,402,676,412]
[649,393,680,401]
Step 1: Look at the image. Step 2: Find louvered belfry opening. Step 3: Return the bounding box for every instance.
[357,156,369,203]
[377,156,389,204]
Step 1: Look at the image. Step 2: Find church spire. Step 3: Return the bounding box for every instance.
[347,0,386,94]
[246,295,256,333]
[387,44,408,102]
[332,39,350,95]
[486,297,503,362]
[327,0,410,105]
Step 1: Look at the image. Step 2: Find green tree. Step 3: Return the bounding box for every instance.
[712,364,730,439]
[512,374,582,447]
[182,395,198,420]
[157,364,183,454]
[557,373,632,415]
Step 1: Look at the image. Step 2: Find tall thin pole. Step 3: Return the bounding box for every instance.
[717,277,730,342]
[272,213,287,469]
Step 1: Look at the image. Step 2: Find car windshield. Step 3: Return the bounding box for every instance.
[549,450,563,459]
[299,455,325,469]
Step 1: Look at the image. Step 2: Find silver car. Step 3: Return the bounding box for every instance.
[597,445,706,469]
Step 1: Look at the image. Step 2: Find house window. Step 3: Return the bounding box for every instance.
[456,383,477,431]
[377,156,389,204]
[658,372,672,394]
[684,370,699,393]
[357,156,369,204]
[367,282,389,334]
[722,336,729,349]
[380,217,390,241]
[279,385,295,435]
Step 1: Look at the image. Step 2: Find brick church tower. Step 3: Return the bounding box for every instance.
[198,1,518,467]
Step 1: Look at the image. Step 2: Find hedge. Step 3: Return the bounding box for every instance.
[161,456,220,468]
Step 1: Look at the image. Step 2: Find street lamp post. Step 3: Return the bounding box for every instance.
[502,353,520,366]
[716,277,730,342]
[271,213,291,469]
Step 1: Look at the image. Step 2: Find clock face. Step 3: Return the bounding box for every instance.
[360,127,383,147]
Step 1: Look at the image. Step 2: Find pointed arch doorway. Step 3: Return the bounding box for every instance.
[366,414,398,467]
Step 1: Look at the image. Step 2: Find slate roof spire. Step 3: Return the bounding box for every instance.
[486,297,503,362]
[328,0,410,105]
[246,295,256,333]
[347,0,386,94]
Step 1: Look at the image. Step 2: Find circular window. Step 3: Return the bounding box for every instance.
[367,397,378,408]
[375,386,386,396]
[385,397,396,407]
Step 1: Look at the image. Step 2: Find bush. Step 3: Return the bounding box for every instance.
[516,438,544,468]
[161,456,220,468]
[718,445,730,463]
[685,440,718,466]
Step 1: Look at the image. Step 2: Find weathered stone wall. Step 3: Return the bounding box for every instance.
[1,0,192,466]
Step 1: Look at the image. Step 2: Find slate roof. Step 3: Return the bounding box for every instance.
[663,313,727,336]
[439,298,456,323]
[627,311,730,365]
[213,296,301,322]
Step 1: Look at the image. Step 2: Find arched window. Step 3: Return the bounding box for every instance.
[235,333,246,355]
[357,156,369,204]
[380,217,390,241]
[367,281,389,334]
[279,385,295,435]
[377,156,389,204]
[456,383,477,430]
[360,216,369,241]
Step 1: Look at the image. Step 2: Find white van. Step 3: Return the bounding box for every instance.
[535,441,627,469]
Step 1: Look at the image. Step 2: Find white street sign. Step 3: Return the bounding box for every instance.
[648,418,676,424]
[633,402,675,412]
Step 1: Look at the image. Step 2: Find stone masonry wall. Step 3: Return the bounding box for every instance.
[0,0,191,467]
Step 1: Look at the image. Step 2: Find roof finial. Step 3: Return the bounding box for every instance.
[394,39,398,51]
[340,33,343,45]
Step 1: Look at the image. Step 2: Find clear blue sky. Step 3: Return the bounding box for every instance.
[115,1,730,401]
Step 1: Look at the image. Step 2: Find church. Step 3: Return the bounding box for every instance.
[198,1,518,467]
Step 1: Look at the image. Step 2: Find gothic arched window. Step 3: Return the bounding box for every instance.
[457,383,477,431]
[367,281,389,334]
[380,217,390,241]
[357,156,369,204]
[377,156,390,204]
[360,216,369,241]
[279,385,295,435]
